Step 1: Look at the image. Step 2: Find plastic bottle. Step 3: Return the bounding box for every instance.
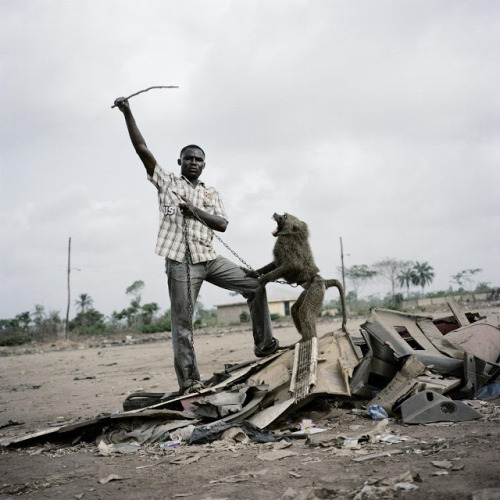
[368,404,389,420]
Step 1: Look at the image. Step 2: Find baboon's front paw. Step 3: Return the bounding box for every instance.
[241,267,259,278]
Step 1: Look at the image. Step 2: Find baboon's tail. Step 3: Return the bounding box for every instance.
[323,279,347,332]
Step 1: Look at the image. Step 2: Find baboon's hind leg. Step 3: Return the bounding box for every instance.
[298,282,325,342]
[291,291,306,336]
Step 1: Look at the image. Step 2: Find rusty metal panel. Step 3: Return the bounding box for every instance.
[445,323,500,365]
[362,308,445,359]
[446,295,471,327]
[417,318,465,359]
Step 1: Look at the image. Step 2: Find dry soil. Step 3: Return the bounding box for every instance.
[1,313,499,500]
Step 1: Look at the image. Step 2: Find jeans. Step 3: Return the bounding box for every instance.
[165,255,274,392]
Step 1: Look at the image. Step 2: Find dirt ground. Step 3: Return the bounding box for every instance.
[1,312,500,500]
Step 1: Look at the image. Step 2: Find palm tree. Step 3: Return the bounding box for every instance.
[397,267,414,298]
[75,293,93,314]
[411,262,435,296]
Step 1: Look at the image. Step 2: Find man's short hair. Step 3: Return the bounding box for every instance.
[180,144,205,158]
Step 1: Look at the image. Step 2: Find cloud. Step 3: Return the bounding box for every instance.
[1,0,499,318]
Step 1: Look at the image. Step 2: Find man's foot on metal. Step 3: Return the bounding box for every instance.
[181,382,204,396]
[254,338,280,358]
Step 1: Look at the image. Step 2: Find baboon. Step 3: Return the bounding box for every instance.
[245,213,347,341]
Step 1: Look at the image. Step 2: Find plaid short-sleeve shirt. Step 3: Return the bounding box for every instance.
[148,164,228,263]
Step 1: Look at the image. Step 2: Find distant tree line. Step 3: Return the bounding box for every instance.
[0,280,217,346]
[328,258,492,316]
[1,264,494,346]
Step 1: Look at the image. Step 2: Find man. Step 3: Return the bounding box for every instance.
[114,97,279,395]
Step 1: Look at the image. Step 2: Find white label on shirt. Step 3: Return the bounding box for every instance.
[163,205,176,216]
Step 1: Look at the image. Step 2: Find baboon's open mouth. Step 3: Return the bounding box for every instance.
[272,213,286,236]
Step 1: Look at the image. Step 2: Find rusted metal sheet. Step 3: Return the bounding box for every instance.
[445,323,500,366]
[311,332,361,396]
[368,355,427,414]
[361,309,442,360]
[446,295,471,327]
[417,319,465,359]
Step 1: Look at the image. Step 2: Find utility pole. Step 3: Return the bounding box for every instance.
[65,237,71,339]
[340,236,346,294]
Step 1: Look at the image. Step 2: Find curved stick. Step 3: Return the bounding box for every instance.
[111,85,179,108]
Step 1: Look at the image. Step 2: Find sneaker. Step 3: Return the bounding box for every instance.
[181,382,204,396]
[254,338,280,358]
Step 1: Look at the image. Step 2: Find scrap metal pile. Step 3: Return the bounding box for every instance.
[350,296,500,423]
[2,296,500,448]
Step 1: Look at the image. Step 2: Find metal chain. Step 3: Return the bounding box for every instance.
[182,217,197,382]
[184,205,256,272]
[210,230,257,273]
[183,205,298,287]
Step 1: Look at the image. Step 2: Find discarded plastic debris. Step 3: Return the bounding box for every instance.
[159,440,181,448]
[291,427,326,437]
[473,377,500,400]
[377,434,408,444]
[291,419,326,436]
[97,440,141,455]
[353,471,417,499]
[98,440,114,456]
[188,421,277,445]
[341,437,360,449]
[368,405,389,420]
[170,424,196,442]
[400,391,483,424]
[394,482,418,491]
[306,419,390,450]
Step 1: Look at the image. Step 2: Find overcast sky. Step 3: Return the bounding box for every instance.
[1,0,499,319]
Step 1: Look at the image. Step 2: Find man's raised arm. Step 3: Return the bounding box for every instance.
[114,97,157,176]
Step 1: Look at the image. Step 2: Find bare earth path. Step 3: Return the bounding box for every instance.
[1,315,499,499]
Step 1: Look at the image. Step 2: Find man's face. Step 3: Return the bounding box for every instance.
[178,147,205,182]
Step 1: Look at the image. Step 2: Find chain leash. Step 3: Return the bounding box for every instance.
[209,225,298,286]
[183,205,298,288]
[196,208,298,287]
[182,217,197,383]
